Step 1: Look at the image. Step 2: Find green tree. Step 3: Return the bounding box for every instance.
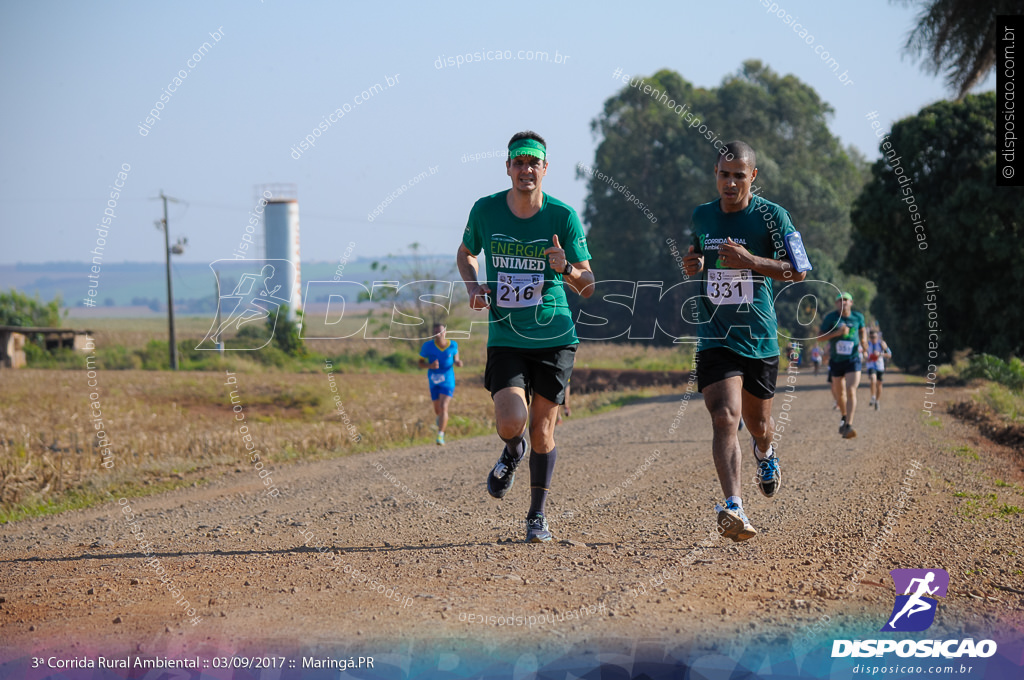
[0,288,63,327]
[898,0,1024,100]
[580,61,867,343]
[270,305,305,357]
[845,92,1024,369]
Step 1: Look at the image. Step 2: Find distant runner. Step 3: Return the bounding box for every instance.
[683,140,810,542]
[784,342,800,370]
[809,345,823,376]
[820,292,868,438]
[419,322,463,445]
[865,329,892,411]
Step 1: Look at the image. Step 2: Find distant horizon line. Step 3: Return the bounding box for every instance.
[0,253,462,267]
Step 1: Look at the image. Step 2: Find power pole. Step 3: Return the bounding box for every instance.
[214,269,224,355]
[159,191,180,370]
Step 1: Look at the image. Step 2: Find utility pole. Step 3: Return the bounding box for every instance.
[214,269,224,355]
[158,191,181,370]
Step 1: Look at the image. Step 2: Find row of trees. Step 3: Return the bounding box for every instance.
[845,92,1023,366]
[577,60,872,346]
[580,77,1021,368]
[576,1,1024,368]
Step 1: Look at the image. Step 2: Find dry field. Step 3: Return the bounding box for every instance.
[1,316,697,521]
[0,350,684,521]
[84,315,696,372]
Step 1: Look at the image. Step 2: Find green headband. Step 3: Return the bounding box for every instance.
[508,138,546,160]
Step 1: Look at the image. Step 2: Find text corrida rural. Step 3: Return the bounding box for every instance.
[32,656,202,669]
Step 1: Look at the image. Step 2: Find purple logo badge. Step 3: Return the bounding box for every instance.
[881,568,949,632]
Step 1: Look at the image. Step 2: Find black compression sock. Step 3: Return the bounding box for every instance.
[500,434,526,462]
[528,447,557,516]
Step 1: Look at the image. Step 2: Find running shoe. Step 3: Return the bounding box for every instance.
[436,432,445,446]
[486,445,523,499]
[842,424,857,439]
[752,438,780,498]
[715,501,757,542]
[874,399,880,411]
[525,512,553,543]
[838,417,847,434]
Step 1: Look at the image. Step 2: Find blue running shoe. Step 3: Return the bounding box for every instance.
[487,445,523,499]
[525,513,553,543]
[715,500,757,542]
[752,437,780,498]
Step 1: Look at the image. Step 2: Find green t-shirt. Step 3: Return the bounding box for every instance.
[462,191,591,349]
[820,309,867,361]
[690,194,796,359]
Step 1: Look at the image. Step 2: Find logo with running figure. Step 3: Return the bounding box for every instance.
[882,568,949,632]
[197,259,296,351]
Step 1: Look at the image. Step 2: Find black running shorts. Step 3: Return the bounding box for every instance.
[696,347,779,400]
[484,345,576,405]
[830,357,862,378]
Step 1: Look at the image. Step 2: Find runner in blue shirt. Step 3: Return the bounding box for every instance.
[419,322,462,445]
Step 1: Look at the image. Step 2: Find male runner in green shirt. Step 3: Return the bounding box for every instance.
[457,131,595,543]
[820,292,868,438]
[683,141,808,542]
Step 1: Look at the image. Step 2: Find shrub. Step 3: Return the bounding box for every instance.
[962,354,1024,393]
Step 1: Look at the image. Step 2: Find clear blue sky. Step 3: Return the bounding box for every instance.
[0,0,992,266]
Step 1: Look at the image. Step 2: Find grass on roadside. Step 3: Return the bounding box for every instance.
[974,383,1024,423]
[953,354,1024,423]
[950,484,1023,523]
[952,445,979,460]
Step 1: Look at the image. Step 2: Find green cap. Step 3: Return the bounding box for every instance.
[508,138,546,160]
[836,292,853,301]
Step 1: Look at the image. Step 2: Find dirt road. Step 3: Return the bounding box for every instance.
[1,371,1022,674]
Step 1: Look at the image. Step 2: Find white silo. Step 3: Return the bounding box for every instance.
[262,184,301,321]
